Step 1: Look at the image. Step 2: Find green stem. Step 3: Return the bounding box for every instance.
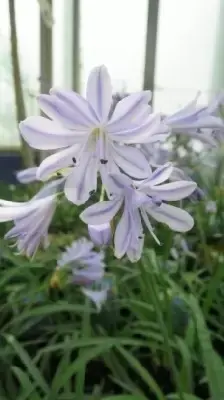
[75,298,90,399]
[147,269,185,400]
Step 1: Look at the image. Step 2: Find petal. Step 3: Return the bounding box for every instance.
[20,116,86,150]
[144,181,197,201]
[139,163,173,188]
[16,167,38,184]
[114,207,132,259]
[127,236,144,262]
[80,198,123,225]
[111,143,150,179]
[64,154,98,205]
[82,287,108,312]
[0,202,34,222]
[165,94,199,124]
[108,114,166,144]
[108,91,151,131]
[103,172,132,196]
[145,203,194,232]
[32,178,65,200]
[86,65,112,122]
[45,89,98,126]
[88,223,112,246]
[37,144,80,181]
[73,265,104,284]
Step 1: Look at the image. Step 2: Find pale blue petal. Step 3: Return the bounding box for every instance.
[46,89,98,125]
[108,91,151,131]
[144,181,197,201]
[108,114,166,144]
[127,235,144,262]
[139,163,173,188]
[86,65,112,122]
[33,178,65,200]
[64,153,98,205]
[82,287,108,312]
[80,198,123,225]
[73,265,104,285]
[145,203,194,232]
[37,144,81,181]
[16,167,38,184]
[112,143,150,179]
[20,117,86,150]
[114,207,132,258]
[88,223,111,246]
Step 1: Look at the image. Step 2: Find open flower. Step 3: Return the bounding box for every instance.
[57,238,109,310]
[20,65,167,205]
[0,178,63,257]
[80,166,196,262]
[164,93,224,143]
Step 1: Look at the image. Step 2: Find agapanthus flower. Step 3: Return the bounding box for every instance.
[20,65,168,205]
[57,238,109,310]
[80,165,196,262]
[0,178,63,256]
[164,93,224,144]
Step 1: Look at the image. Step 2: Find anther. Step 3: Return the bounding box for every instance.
[89,190,95,195]
[72,157,76,164]
[56,172,62,177]
[100,159,108,165]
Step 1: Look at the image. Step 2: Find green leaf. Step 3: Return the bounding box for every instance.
[5,335,49,396]
[189,295,224,400]
[102,396,147,400]
[47,343,113,396]
[11,367,41,400]
[167,394,202,400]
[116,346,166,400]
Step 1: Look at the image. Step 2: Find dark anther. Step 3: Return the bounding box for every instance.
[56,172,62,177]
[109,193,113,197]
[100,159,108,164]
[138,235,143,239]
[72,157,76,164]
[89,190,95,195]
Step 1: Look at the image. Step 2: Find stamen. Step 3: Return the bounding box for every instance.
[89,190,95,195]
[100,159,108,164]
[72,157,76,164]
[56,172,62,177]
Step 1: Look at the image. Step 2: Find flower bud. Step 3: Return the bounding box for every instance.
[88,223,111,246]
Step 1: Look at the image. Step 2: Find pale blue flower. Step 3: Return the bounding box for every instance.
[164,93,224,143]
[0,178,63,256]
[57,238,110,310]
[19,65,167,205]
[80,165,196,261]
[58,238,105,284]
[88,223,112,246]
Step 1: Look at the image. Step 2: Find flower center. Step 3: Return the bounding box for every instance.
[88,127,108,164]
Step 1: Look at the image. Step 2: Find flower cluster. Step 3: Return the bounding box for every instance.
[0,65,223,264]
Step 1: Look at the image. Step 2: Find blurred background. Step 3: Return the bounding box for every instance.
[0,0,223,181]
